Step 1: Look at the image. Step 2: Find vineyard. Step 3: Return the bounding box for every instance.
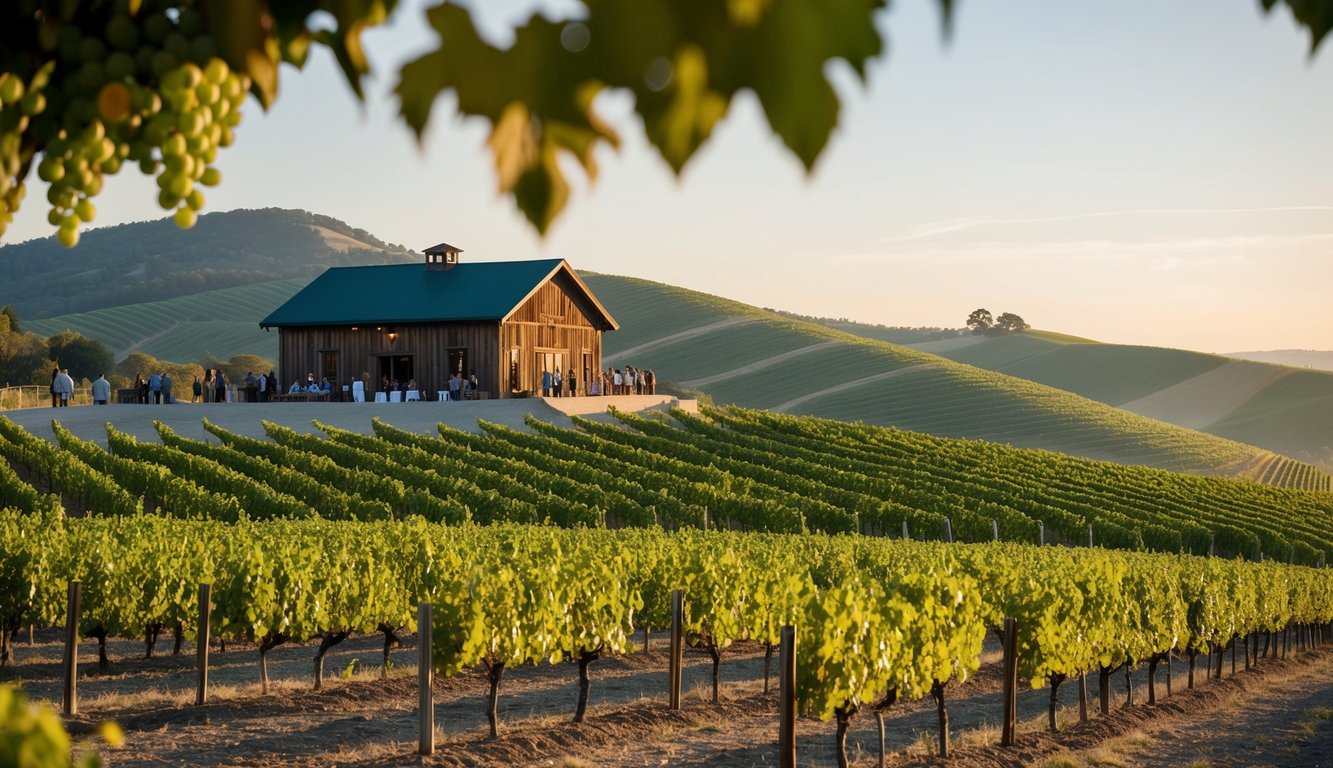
[2,406,1331,564]
[1,407,1333,765]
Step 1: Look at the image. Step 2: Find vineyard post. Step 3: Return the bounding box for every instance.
[1165,651,1172,697]
[1077,672,1088,723]
[196,583,211,706]
[1209,533,1215,557]
[778,625,796,768]
[901,520,909,540]
[991,520,998,541]
[62,580,80,717]
[669,589,683,710]
[943,518,953,543]
[1038,522,1045,546]
[1088,524,1094,548]
[1000,618,1018,746]
[418,602,434,757]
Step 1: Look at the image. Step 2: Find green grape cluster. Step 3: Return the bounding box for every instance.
[0,5,250,247]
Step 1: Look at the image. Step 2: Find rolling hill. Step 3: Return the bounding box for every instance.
[583,274,1330,490]
[0,208,416,319]
[10,210,1329,490]
[806,321,1333,475]
[24,279,301,362]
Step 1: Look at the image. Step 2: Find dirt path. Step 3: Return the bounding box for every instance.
[677,341,841,388]
[771,364,932,413]
[603,318,754,364]
[1062,649,1333,768]
[1119,360,1292,429]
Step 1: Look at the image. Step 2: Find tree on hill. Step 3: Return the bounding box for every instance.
[116,351,202,391]
[0,2,1329,244]
[1,306,19,333]
[46,330,114,382]
[207,353,276,385]
[0,310,46,386]
[966,309,993,334]
[995,313,1030,333]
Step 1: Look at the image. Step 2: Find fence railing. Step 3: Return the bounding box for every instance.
[0,385,94,410]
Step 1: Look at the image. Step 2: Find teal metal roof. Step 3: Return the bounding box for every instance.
[261,259,575,327]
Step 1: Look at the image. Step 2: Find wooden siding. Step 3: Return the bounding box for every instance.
[503,281,602,395]
[276,276,609,399]
[277,321,500,398]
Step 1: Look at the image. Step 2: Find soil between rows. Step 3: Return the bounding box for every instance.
[4,629,1331,767]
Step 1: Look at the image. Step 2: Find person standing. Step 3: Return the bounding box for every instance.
[468,371,479,399]
[567,368,577,397]
[257,370,268,402]
[136,373,148,404]
[161,373,173,404]
[551,368,562,398]
[53,368,74,407]
[192,376,202,403]
[542,368,552,397]
[645,368,655,395]
[49,366,59,407]
[214,369,227,404]
[149,371,162,404]
[92,373,111,405]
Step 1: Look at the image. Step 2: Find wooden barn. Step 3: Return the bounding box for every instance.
[259,245,618,399]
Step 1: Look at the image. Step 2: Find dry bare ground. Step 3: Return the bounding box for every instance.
[3,628,1332,767]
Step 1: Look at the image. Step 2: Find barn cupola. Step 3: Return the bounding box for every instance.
[424,242,463,271]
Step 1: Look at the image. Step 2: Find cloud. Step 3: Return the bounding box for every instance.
[877,206,1333,245]
[834,232,1333,265]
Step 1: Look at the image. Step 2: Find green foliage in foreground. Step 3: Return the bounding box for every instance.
[0,685,121,768]
[1,510,1330,765]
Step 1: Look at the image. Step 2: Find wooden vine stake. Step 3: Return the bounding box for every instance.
[196,583,211,705]
[992,519,999,541]
[62,580,80,716]
[418,602,434,756]
[669,589,684,710]
[1077,672,1088,723]
[778,625,796,768]
[943,518,953,544]
[1000,618,1018,747]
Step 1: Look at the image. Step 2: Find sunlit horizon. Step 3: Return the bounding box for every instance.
[5,0,1332,355]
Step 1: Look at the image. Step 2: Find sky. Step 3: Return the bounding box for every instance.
[6,0,1333,354]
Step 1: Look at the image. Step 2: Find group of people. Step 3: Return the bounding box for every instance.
[48,368,113,406]
[133,371,177,404]
[289,373,332,396]
[605,366,654,396]
[538,366,655,397]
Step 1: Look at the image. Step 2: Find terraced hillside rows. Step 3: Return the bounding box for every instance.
[25,279,304,362]
[1,405,1330,565]
[585,274,1332,490]
[820,319,1333,477]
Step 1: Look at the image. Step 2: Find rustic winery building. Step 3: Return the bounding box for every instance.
[260,244,618,399]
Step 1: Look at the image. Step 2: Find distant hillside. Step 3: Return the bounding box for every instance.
[24,279,302,362]
[1225,349,1333,371]
[0,208,416,319]
[13,211,1327,490]
[586,274,1330,490]
[838,332,1333,475]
